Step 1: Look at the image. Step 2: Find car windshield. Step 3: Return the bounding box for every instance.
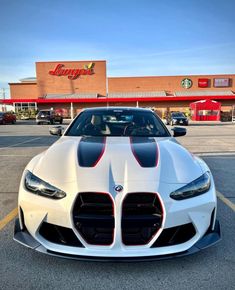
[38,111,50,116]
[65,109,170,137]
[172,112,185,118]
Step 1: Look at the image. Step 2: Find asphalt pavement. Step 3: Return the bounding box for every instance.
[0,120,234,290]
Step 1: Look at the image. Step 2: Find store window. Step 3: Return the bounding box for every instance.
[14,102,37,112]
[197,110,219,116]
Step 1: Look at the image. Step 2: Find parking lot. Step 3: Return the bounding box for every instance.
[0,121,234,290]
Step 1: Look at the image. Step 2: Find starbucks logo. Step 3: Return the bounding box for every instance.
[181,78,192,89]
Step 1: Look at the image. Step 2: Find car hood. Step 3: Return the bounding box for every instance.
[31,136,203,186]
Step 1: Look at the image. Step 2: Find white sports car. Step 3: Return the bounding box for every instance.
[14,107,221,261]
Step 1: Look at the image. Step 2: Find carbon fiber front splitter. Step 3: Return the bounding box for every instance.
[13,218,221,262]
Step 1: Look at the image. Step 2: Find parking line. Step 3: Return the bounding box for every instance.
[0,207,18,231]
[217,191,235,212]
[197,152,235,157]
[0,155,34,157]
[0,137,41,150]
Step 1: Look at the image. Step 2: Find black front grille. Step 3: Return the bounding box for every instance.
[122,193,163,245]
[39,222,84,247]
[151,223,196,247]
[73,192,114,245]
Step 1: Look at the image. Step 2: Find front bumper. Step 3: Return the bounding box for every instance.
[15,166,219,260]
[172,119,188,125]
[36,119,51,124]
[14,218,221,262]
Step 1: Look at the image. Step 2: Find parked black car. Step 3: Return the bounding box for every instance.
[166,112,188,126]
[36,110,63,125]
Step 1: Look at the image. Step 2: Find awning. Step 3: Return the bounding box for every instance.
[108,91,166,98]
[43,93,99,99]
[2,94,235,105]
[174,90,234,96]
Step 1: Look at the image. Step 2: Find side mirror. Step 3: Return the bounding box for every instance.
[171,127,187,137]
[49,126,64,136]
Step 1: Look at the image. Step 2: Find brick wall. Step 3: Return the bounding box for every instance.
[9,83,38,99]
[108,74,235,93]
[36,60,107,97]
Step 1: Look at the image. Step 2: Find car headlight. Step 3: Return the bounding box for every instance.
[170,172,211,200]
[24,170,66,199]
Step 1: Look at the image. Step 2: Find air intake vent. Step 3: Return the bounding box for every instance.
[151,223,196,247]
[39,222,84,247]
[73,192,114,245]
[122,193,163,245]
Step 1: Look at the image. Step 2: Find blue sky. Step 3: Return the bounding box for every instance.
[0,0,235,97]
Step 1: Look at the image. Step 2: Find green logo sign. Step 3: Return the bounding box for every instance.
[181,78,192,89]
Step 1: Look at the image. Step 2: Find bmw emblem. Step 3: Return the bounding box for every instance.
[114,185,123,192]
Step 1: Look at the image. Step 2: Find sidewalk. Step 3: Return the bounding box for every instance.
[163,119,234,126]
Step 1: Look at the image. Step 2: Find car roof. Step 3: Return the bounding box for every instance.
[82,107,153,113]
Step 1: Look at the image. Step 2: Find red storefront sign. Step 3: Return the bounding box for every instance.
[49,63,95,80]
[198,78,209,88]
[214,78,230,87]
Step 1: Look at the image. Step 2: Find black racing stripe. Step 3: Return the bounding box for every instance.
[130,137,158,168]
[78,137,106,167]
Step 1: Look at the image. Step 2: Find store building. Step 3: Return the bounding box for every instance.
[2,60,235,119]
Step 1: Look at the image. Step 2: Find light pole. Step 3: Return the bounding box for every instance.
[1,88,11,112]
[1,88,6,112]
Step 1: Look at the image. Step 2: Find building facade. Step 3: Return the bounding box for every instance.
[3,60,235,119]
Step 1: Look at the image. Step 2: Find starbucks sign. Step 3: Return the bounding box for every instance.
[181,78,192,89]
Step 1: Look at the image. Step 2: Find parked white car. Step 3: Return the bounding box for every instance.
[14,107,220,261]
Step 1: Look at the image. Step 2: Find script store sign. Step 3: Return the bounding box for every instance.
[49,63,95,80]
